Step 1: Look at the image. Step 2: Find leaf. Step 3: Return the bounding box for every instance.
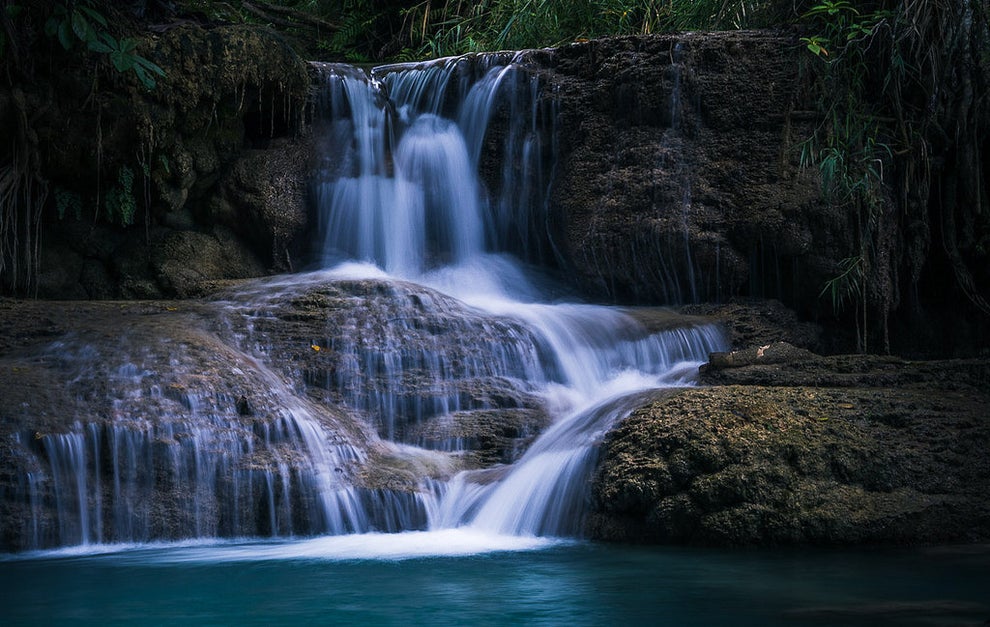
[133,64,156,89]
[88,38,113,54]
[111,50,134,72]
[44,17,59,38]
[801,36,829,57]
[119,37,139,54]
[134,55,166,77]
[70,10,92,43]
[57,19,74,49]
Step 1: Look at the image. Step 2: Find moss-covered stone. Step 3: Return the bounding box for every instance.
[590,366,990,546]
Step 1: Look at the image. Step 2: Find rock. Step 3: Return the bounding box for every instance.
[679,299,824,352]
[704,341,819,370]
[0,277,562,549]
[153,228,267,297]
[407,407,552,467]
[3,23,312,300]
[548,33,832,309]
[216,139,312,272]
[589,360,990,545]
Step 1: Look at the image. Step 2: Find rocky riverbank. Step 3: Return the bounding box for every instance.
[589,339,990,545]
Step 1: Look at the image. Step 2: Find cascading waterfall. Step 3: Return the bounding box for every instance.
[8,337,407,548]
[7,51,727,551]
[306,51,727,538]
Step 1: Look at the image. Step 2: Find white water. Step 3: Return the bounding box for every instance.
[308,53,727,539]
[10,53,726,551]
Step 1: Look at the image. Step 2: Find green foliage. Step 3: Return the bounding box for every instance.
[799,1,891,60]
[319,2,379,63]
[402,0,803,59]
[44,2,108,50]
[87,32,166,89]
[819,255,862,312]
[797,0,901,351]
[104,165,136,226]
[42,1,165,89]
[170,0,827,62]
[235,0,804,61]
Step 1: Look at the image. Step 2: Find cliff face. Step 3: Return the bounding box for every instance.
[546,32,832,308]
[4,26,985,355]
[4,29,836,306]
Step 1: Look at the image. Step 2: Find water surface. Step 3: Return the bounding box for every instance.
[3,535,988,626]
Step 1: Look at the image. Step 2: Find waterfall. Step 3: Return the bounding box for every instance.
[5,51,727,551]
[305,52,728,539]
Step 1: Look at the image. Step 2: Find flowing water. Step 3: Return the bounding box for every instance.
[5,50,983,624]
[7,51,726,550]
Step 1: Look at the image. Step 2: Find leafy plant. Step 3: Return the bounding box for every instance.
[820,255,862,311]
[87,33,165,89]
[797,0,901,352]
[44,1,107,50]
[43,1,165,89]
[54,188,83,221]
[397,0,798,60]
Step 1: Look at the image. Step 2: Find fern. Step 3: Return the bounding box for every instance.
[327,3,378,60]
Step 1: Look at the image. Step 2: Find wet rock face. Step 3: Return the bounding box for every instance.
[547,33,835,309]
[0,278,556,549]
[0,299,364,549]
[216,277,550,446]
[589,351,990,546]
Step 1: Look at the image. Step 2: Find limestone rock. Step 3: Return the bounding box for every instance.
[589,361,990,545]
[548,33,832,309]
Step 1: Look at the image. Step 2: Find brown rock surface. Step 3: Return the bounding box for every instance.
[548,32,833,307]
[590,347,990,545]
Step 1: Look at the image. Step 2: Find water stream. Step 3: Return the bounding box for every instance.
[7,52,726,551]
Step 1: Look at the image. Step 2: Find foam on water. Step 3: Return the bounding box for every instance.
[2,531,562,563]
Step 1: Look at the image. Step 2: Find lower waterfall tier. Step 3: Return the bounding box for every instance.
[0,273,725,550]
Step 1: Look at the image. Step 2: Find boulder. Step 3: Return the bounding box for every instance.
[589,358,990,545]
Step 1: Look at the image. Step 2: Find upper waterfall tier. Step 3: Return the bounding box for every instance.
[312,53,556,275]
